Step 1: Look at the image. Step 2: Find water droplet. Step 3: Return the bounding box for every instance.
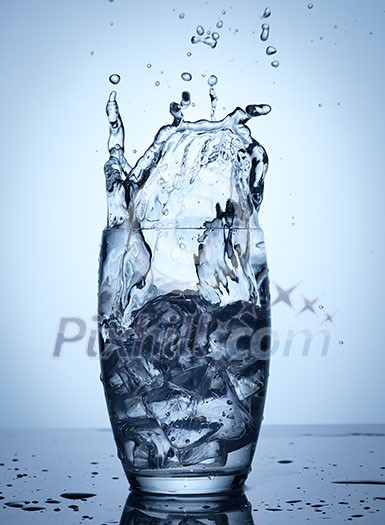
[147,63,152,68]
[132,149,137,154]
[110,21,114,26]
[260,23,270,41]
[181,72,192,81]
[109,74,121,85]
[338,340,344,345]
[187,51,192,57]
[222,9,226,15]
[179,243,186,249]
[155,81,160,86]
[216,20,223,28]
[212,32,220,40]
[318,103,323,107]
[319,305,324,310]
[263,7,271,18]
[179,12,185,19]
[271,60,280,68]
[208,75,218,86]
[308,3,314,9]
[196,25,205,36]
[266,46,277,55]
[90,50,94,56]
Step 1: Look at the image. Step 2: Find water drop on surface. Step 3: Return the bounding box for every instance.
[109,74,121,85]
[260,24,270,41]
[181,72,192,81]
[266,46,277,55]
[271,60,280,68]
[207,74,218,86]
[216,20,223,28]
[262,7,271,18]
[196,25,205,36]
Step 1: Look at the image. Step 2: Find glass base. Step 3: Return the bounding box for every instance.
[127,472,247,495]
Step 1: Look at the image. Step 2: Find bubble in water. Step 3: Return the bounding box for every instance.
[109,74,121,85]
[196,25,205,36]
[260,24,270,41]
[155,81,160,86]
[266,46,277,55]
[208,75,218,86]
[262,7,271,18]
[179,12,185,19]
[271,60,279,68]
[216,20,223,28]
[212,32,220,41]
[181,72,192,81]
[308,3,314,8]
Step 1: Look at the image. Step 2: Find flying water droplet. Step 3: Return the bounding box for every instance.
[109,74,121,85]
[196,25,205,36]
[271,60,279,68]
[208,75,218,86]
[155,81,160,87]
[262,7,271,18]
[90,50,95,56]
[212,32,220,41]
[179,13,185,19]
[181,72,192,81]
[266,46,277,55]
[187,52,192,57]
[216,20,223,29]
[308,3,314,8]
[147,63,152,68]
[260,24,270,41]
[338,340,344,345]
[222,9,226,15]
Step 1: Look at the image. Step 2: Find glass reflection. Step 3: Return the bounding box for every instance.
[119,490,255,524]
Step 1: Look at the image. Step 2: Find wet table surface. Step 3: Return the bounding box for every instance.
[0,425,384,524]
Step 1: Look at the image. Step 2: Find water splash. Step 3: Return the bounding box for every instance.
[260,24,270,42]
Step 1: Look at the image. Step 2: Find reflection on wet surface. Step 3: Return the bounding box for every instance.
[0,426,384,523]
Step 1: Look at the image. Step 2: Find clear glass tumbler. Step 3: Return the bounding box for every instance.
[98,92,271,494]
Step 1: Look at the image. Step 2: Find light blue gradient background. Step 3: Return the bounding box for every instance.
[0,0,384,428]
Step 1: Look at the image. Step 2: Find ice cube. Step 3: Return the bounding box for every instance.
[177,440,227,467]
[226,369,263,401]
[163,417,222,449]
[116,356,162,395]
[122,418,172,469]
[144,387,195,427]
